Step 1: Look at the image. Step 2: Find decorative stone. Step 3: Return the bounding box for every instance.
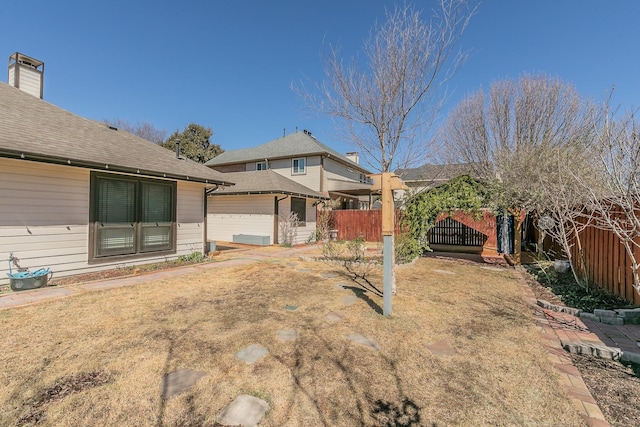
[347,334,381,351]
[276,329,299,340]
[286,262,298,267]
[283,305,298,311]
[235,344,268,364]
[594,309,618,318]
[216,394,269,427]
[321,272,337,279]
[562,342,622,360]
[160,368,207,399]
[296,268,312,273]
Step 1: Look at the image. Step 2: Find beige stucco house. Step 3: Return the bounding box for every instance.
[0,58,233,284]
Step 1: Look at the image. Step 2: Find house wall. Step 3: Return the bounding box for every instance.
[323,157,364,190]
[0,158,207,284]
[246,156,323,192]
[207,194,275,244]
[277,197,317,245]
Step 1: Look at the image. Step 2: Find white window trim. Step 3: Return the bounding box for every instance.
[256,161,267,171]
[292,157,306,175]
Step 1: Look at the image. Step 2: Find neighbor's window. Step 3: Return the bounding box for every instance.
[292,157,306,175]
[256,161,267,171]
[91,173,176,259]
[291,197,306,224]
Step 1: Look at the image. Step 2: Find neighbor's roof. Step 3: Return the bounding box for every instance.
[398,163,476,183]
[205,130,372,173]
[0,82,233,186]
[208,170,329,199]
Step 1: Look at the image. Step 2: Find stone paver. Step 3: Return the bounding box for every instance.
[276,329,299,341]
[216,394,269,427]
[283,305,298,311]
[160,368,207,399]
[326,311,344,321]
[347,334,381,351]
[235,344,268,364]
[426,339,457,358]
[321,272,337,279]
[517,271,612,426]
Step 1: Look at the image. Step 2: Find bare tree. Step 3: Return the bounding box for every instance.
[582,109,640,296]
[296,1,475,173]
[104,118,167,144]
[443,74,597,264]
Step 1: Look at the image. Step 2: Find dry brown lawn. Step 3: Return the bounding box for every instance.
[0,252,584,426]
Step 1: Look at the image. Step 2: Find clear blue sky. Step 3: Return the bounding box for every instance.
[2,0,639,158]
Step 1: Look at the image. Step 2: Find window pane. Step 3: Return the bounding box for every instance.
[142,183,172,223]
[141,224,172,251]
[97,178,135,223]
[291,197,306,223]
[97,226,135,255]
[292,158,306,174]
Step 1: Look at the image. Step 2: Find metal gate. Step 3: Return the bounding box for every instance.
[429,217,487,246]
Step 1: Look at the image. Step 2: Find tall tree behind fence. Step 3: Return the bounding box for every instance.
[570,217,640,305]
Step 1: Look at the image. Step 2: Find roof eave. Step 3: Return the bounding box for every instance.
[0,149,234,186]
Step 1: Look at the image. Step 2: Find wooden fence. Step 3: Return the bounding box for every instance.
[331,209,497,253]
[569,220,640,305]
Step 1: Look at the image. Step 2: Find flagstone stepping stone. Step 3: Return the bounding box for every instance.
[216,394,269,427]
[160,368,207,399]
[283,305,298,311]
[235,344,268,364]
[326,311,344,321]
[321,272,337,279]
[334,283,348,290]
[347,334,381,351]
[480,266,503,272]
[426,339,457,358]
[432,269,455,275]
[342,295,358,306]
[286,262,298,267]
[296,268,312,273]
[277,329,299,340]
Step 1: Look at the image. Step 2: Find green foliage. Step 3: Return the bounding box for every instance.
[401,175,488,257]
[394,232,421,264]
[177,251,207,263]
[160,123,223,163]
[526,262,635,313]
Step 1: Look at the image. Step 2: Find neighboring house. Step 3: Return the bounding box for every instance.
[205,130,374,210]
[0,57,233,284]
[207,170,328,245]
[395,163,476,198]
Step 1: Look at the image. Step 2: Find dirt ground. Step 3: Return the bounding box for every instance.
[526,275,640,426]
[0,251,586,426]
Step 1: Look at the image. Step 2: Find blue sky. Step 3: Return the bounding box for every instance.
[2,0,639,160]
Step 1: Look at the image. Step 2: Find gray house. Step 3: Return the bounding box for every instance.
[0,56,232,283]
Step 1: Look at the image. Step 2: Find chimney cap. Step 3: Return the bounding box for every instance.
[9,52,44,69]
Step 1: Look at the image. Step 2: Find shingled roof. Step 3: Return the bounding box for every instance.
[398,163,476,182]
[0,82,233,186]
[208,170,328,199]
[205,130,371,173]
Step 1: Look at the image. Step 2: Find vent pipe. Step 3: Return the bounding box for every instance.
[175,140,181,159]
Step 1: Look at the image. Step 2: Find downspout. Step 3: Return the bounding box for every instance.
[203,188,208,254]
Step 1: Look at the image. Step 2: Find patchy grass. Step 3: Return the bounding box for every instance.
[525,261,636,312]
[0,255,583,426]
